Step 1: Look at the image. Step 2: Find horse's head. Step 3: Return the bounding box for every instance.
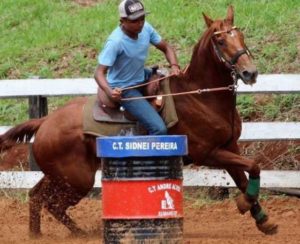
[203,5,257,85]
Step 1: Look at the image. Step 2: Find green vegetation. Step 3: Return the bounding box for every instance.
[0,189,29,203]
[237,94,300,121]
[0,0,299,124]
[0,99,28,124]
[1,0,299,78]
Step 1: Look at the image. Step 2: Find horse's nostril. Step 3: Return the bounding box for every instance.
[242,70,251,79]
[242,70,257,80]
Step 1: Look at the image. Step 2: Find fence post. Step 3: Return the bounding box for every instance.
[28,76,48,171]
[29,96,48,119]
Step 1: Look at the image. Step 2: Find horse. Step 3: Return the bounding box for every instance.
[0,6,278,237]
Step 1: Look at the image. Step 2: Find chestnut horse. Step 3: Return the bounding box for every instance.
[0,6,278,237]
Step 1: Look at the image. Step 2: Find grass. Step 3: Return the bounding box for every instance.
[0,96,75,125]
[0,189,29,203]
[237,94,300,121]
[1,0,299,78]
[0,0,300,124]
[0,99,28,124]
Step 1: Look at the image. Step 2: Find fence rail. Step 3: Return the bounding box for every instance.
[1,122,300,140]
[0,74,300,98]
[0,74,300,189]
[0,170,299,189]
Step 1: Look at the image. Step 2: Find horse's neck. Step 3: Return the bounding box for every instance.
[187,45,233,89]
[172,44,235,104]
[169,42,237,136]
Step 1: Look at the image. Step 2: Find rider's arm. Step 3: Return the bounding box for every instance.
[94,65,121,102]
[154,40,181,75]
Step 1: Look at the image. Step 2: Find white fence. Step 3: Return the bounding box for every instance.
[0,74,300,189]
[0,170,299,189]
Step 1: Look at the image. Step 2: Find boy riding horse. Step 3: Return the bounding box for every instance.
[94,0,181,135]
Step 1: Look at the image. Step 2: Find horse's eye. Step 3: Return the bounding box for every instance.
[217,39,225,46]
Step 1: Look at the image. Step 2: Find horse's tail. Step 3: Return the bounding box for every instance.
[0,117,46,151]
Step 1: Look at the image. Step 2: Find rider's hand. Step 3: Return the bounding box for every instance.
[110,88,122,102]
[170,64,181,76]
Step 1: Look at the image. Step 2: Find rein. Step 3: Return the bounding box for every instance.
[222,70,239,148]
[120,26,248,102]
[119,63,240,102]
[120,65,239,101]
[119,64,190,92]
[119,62,239,102]
[120,73,176,92]
[120,84,237,101]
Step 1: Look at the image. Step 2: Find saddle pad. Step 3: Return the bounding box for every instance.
[160,78,179,129]
[83,95,136,137]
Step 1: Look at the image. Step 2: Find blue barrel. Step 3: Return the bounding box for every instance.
[97,135,188,243]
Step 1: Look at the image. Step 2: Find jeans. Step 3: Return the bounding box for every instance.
[121,88,167,135]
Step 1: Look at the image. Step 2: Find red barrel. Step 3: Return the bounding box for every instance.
[102,156,183,243]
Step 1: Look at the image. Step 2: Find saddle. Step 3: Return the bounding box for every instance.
[95,66,165,123]
[83,69,178,137]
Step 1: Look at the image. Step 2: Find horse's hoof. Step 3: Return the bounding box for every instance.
[256,218,278,235]
[235,194,252,214]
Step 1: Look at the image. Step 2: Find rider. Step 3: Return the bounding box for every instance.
[94,0,180,135]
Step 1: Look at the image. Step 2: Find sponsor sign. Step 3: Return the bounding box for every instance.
[97,135,188,158]
[102,180,183,219]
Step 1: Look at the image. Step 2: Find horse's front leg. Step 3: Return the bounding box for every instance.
[209,148,260,203]
[207,149,278,235]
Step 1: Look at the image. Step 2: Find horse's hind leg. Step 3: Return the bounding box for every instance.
[29,176,49,237]
[29,176,86,236]
[43,178,87,236]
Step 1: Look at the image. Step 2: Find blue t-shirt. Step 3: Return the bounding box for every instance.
[98,22,162,88]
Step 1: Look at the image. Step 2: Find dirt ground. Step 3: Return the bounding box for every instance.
[0,143,299,244]
[0,196,299,244]
[0,144,299,243]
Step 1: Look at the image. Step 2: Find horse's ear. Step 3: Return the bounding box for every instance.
[226,5,234,24]
[202,13,213,27]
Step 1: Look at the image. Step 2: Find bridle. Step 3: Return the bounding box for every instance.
[211,26,252,70]
[211,26,252,147]
[118,25,253,147]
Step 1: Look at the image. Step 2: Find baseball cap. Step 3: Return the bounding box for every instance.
[119,0,149,20]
